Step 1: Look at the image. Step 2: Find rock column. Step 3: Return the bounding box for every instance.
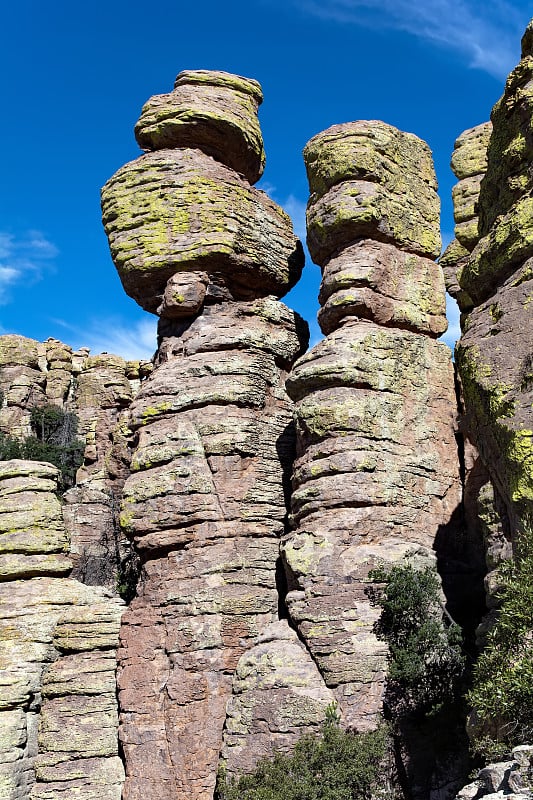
[451,25,533,533]
[101,71,307,799]
[282,121,462,730]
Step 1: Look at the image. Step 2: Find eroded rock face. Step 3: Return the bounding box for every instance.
[102,71,315,800]
[0,335,151,590]
[453,24,533,534]
[282,121,461,742]
[0,460,124,800]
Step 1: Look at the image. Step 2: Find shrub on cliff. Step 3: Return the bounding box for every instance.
[216,714,392,800]
[368,563,466,719]
[467,520,533,759]
[0,404,84,489]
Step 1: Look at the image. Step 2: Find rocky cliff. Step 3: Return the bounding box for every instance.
[0,24,532,800]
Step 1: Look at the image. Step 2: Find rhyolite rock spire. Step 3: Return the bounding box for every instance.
[452,23,533,538]
[102,70,324,800]
[281,121,462,738]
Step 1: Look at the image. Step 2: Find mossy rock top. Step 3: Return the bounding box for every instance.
[135,69,265,184]
[303,120,438,198]
[450,122,492,180]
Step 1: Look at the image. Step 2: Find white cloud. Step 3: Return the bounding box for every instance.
[52,315,158,361]
[281,194,308,242]
[293,0,525,79]
[0,229,58,304]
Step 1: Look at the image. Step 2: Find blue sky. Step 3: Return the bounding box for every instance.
[0,0,530,358]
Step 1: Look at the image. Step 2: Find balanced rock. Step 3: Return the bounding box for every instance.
[101,148,303,313]
[135,69,265,184]
[102,72,314,800]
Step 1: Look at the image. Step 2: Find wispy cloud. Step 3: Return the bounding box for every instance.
[440,293,461,352]
[0,230,58,303]
[293,0,526,79]
[52,315,158,361]
[281,194,308,242]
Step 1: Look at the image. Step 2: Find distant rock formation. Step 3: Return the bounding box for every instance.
[0,460,124,800]
[280,120,461,739]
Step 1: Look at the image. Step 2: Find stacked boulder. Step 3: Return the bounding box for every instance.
[451,24,533,536]
[101,71,326,800]
[0,460,124,800]
[440,122,492,310]
[281,121,462,730]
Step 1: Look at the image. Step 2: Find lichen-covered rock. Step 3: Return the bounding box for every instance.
[284,120,461,763]
[221,620,335,777]
[0,460,124,800]
[304,122,441,265]
[117,300,308,800]
[453,23,533,530]
[101,148,303,313]
[135,69,265,184]
[439,238,473,311]
[454,744,533,799]
[317,239,447,336]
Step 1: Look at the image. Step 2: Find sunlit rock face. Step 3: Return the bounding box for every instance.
[102,70,333,800]
[0,460,124,800]
[0,334,149,589]
[281,120,461,733]
[451,24,533,539]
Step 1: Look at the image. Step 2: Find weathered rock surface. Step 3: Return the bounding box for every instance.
[0,460,124,800]
[283,121,462,751]
[453,24,533,533]
[135,70,265,184]
[454,745,533,799]
[101,148,303,313]
[304,121,441,266]
[221,620,335,775]
[0,335,151,590]
[102,71,314,800]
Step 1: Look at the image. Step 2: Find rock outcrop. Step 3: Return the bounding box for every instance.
[101,70,328,800]
[447,25,533,544]
[0,460,124,800]
[0,335,150,589]
[282,121,461,740]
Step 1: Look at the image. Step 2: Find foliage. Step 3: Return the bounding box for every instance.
[0,404,84,490]
[467,519,533,758]
[216,716,391,800]
[368,563,466,720]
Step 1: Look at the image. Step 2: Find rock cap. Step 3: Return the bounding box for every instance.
[135,69,265,184]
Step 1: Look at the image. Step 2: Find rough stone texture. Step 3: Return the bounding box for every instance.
[135,70,265,184]
[101,148,303,313]
[0,335,151,590]
[221,620,336,775]
[317,239,447,336]
[0,460,124,800]
[453,26,533,532]
[102,71,314,800]
[117,300,308,800]
[281,120,463,796]
[304,121,441,266]
[454,745,533,799]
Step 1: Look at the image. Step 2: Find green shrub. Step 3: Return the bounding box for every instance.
[467,520,533,757]
[368,563,466,719]
[216,717,391,800]
[0,404,84,490]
